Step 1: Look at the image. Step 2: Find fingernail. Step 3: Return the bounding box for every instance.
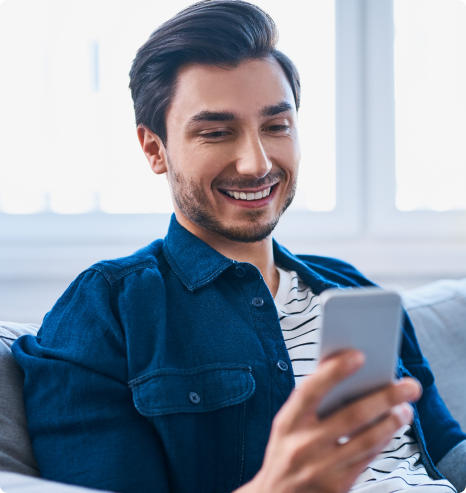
[393,403,413,423]
[401,384,414,399]
[347,351,365,370]
[401,380,422,400]
[413,379,423,400]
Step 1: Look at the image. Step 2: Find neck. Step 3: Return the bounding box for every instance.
[175,212,280,297]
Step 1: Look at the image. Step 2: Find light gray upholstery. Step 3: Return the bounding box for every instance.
[402,278,466,431]
[0,471,112,492]
[0,323,40,477]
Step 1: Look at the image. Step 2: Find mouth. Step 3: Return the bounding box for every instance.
[218,184,278,208]
[221,186,272,201]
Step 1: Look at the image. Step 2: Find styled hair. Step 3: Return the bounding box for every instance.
[129,0,300,145]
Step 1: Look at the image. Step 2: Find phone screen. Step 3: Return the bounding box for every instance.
[316,288,402,419]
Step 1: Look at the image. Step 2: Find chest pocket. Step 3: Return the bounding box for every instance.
[130,364,255,493]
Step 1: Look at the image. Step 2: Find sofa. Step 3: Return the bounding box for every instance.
[1,278,466,492]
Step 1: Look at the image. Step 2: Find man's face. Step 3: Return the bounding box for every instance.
[163,57,300,243]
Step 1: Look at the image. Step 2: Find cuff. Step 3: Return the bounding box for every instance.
[437,439,466,492]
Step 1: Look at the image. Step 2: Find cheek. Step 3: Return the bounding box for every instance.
[185,145,234,181]
[271,141,300,172]
[288,133,301,161]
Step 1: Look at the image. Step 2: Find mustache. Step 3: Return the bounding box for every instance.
[213,168,286,190]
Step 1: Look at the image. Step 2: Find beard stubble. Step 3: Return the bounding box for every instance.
[166,155,297,243]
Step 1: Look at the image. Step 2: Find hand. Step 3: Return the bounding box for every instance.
[236,350,422,493]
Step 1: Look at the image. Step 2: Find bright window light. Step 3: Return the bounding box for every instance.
[394,0,466,211]
[0,0,335,214]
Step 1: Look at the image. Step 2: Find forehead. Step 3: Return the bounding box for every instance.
[166,58,296,124]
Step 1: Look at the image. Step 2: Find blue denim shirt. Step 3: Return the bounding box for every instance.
[12,215,466,493]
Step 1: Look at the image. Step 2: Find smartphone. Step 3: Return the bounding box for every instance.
[316,287,403,419]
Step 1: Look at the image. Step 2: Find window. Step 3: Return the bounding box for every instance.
[394,0,466,212]
[367,0,466,238]
[1,0,465,289]
[0,0,336,215]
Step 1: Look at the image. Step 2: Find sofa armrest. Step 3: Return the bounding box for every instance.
[402,278,466,431]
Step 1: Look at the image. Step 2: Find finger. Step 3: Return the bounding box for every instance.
[321,377,420,441]
[290,433,386,493]
[277,350,365,433]
[329,402,413,467]
[336,449,387,492]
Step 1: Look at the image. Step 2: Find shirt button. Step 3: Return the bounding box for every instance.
[277,360,289,371]
[189,392,201,404]
[252,297,264,307]
[235,266,246,277]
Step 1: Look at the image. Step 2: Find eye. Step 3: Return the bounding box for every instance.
[264,124,290,132]
[200,130,230,139]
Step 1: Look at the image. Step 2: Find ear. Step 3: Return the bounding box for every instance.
[137,125,168,175]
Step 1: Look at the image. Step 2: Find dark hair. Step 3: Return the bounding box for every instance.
[129,0,300,145]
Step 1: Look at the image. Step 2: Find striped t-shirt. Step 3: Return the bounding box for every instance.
[273,267,456,493]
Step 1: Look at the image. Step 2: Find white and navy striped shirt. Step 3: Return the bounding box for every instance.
[273,267,455,493]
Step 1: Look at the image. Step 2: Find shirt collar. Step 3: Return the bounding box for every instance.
[272,240,340,294]
[163,214,234,292]
[163,213,339,294]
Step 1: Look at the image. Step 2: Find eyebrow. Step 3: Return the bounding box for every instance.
[187,101,294,127]
[261,101,294,117]
[188,110,237,126]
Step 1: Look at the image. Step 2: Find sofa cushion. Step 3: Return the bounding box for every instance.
[402,278,466,431]
[0,471,113,492]
[0,322,40,476]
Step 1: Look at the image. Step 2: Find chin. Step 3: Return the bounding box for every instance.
[207,215,281,243]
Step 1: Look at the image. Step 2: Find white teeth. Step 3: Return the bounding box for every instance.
[225,186,272,201]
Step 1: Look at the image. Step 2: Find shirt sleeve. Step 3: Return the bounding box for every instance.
[11,269,170,493]
[400,313,466,467]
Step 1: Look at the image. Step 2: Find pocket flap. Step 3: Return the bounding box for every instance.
[129,364,255,416]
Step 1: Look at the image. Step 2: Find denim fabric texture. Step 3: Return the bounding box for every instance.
[12,215,466,493]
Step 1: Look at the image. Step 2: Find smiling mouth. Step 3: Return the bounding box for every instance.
[221,186,273,201]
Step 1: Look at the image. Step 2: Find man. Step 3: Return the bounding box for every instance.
[12,2,466,493]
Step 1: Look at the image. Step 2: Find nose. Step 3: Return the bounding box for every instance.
[235,134,272,178]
